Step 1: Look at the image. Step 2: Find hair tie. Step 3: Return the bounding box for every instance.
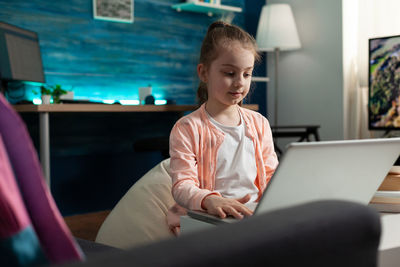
[207,21,227,33]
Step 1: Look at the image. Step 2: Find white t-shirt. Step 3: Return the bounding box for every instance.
[207,111,259,203]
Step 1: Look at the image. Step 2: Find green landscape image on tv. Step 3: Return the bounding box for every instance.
[369,35,400,130]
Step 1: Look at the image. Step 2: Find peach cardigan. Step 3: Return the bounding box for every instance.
[169,103,279,212]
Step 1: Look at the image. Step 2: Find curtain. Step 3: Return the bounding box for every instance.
[343,0,400,139]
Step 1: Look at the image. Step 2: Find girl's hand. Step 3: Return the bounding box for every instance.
[201,194,253,219]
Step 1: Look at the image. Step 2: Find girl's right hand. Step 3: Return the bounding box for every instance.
[201,194,253,219]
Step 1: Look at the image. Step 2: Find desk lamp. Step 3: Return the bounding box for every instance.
[256,3,301,126]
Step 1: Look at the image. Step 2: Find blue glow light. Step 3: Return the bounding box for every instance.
[155,99,167,105]
[24,81,45,87]
[33,98,42,105]
[24,82,174,106]
[119,100,140,105]
[32,98,55,104]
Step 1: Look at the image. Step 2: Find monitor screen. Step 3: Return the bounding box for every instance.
[0,21,45,83]
[368,35,400,130]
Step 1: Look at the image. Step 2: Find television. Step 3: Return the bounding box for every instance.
[368,35,400,130]
[0,21,45,93]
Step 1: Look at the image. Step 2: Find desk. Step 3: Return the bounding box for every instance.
[14,104,258,186]
[271,125,320,155]
[271,125,320,141]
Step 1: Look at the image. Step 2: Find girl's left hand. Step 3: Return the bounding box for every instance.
[201,194,253,219]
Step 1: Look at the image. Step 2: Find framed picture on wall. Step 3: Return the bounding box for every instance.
[93,0,134,23]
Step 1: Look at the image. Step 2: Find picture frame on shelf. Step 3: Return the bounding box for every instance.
[93,0,134,23]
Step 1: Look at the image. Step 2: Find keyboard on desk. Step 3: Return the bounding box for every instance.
[187,202,257,225]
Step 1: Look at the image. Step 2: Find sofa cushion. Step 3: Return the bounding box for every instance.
[95,159,175,249]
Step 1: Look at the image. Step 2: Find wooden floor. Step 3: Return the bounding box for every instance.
[64,210,110,241]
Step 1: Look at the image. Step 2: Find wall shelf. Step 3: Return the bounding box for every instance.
[252,77,270,82]
[172,2,242,16]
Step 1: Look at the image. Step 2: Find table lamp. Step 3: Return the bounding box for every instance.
[256,3,301,126]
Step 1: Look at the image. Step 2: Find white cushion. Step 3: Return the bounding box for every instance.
[95,158,175,249]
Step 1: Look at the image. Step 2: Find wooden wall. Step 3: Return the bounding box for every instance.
[1,0,245,104]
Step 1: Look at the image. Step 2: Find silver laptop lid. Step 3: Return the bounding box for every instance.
[255,138,400,215]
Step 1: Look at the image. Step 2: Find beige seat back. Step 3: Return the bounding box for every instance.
[95,158,175,249]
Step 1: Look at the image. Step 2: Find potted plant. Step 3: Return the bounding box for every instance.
[34,84,67,104]
[50,84,67,104]
[39,85,52,104]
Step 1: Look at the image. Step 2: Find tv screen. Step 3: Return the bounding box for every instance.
[0,21,45,84]
[368,35,400,130]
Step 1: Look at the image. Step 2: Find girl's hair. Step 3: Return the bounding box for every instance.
[197,21,260,105]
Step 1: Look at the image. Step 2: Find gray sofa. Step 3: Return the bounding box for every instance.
[64,200,381,267]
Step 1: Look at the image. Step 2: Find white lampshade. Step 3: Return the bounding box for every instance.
[256,4,301,51]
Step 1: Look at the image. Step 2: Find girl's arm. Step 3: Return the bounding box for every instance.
[261,117,279,184]
[169,122,221,211]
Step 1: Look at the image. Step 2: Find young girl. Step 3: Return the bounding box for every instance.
[167,21,278,235]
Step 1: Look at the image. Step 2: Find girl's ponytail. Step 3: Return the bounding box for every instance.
[196,81,208,106]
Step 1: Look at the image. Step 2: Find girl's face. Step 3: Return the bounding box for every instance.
[198,41,255,108]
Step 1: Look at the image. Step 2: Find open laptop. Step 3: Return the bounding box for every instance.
[187,138,400,225]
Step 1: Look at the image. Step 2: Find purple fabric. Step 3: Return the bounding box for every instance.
[0,135,31,238]
[0,94,84,264]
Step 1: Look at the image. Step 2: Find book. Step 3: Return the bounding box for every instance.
[370,191,400,213]
[390,165,400,174]
[378,168,400,191]
[370,168,400,213]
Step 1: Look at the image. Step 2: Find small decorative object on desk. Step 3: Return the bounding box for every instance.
[41,94,51,104]
[144,95,155,105]
[139,85,152,105]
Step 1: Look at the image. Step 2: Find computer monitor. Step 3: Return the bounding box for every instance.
[0,21,45,93]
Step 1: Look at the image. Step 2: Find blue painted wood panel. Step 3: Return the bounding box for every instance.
[0,0,245,104]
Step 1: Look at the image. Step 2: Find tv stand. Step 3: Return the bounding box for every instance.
[382,130,400,138]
